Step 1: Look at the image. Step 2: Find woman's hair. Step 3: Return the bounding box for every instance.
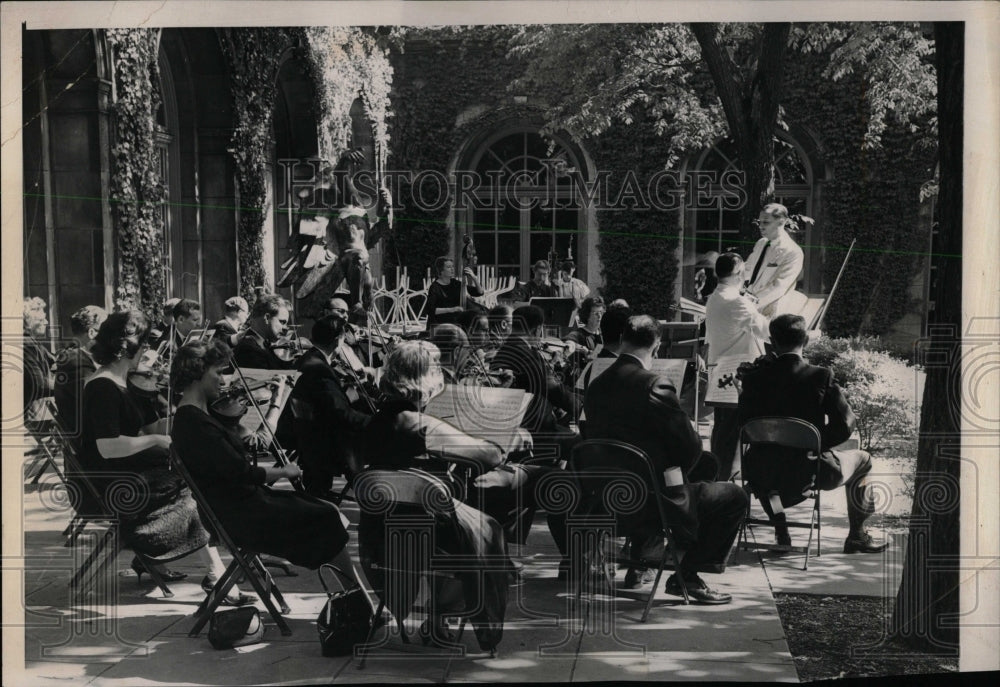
[91,310,150,365]
[433,255,453,277]
[379,340,445,407]
[578,296,605,324]
[170,339,232,392]
[69,305,108,335]
[23,297,46,327]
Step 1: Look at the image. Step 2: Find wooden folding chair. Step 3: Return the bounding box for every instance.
[167,448,293,637]
[353,468,498,667]
[736,417,823,571]
[569,439,690,623]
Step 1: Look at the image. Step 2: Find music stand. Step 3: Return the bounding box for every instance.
[529,297,577,329]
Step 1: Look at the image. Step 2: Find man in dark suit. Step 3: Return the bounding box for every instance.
[233,294,297,370]
[53,305,108,437]
[585,315,747,603]
[492,305,580,440]
[738,314,888,554]
[276,314,372,498]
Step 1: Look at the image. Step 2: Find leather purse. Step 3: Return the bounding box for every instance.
[208,606,264,650]
[316,564,373,657]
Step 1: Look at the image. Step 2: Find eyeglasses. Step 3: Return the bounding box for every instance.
[276,319,288,325]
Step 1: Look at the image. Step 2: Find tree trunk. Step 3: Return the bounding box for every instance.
[690,23,789,245]
[889,22,962,654]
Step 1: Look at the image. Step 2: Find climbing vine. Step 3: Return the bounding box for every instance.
[106,28,165,316]
[219,28,295,301]
[303,27,394,163]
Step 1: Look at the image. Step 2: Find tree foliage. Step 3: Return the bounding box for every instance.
[510,22,937,240]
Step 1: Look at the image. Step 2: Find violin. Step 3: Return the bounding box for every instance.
[332,344,379,413]
[209,379,283,425]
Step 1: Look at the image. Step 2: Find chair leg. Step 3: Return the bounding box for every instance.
[69,527,115,593]
[803,499,819,571]
[815,491,821,558]
[190,561,242,634]
[251,555,291,615]
[641,563,668,623]
[243,553,292,636]
[356,598,386,669]
[134,552,174,598]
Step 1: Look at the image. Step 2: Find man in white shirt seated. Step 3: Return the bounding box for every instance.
[705,252,770,480]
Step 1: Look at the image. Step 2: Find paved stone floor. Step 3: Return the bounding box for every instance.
[13,428,911,685]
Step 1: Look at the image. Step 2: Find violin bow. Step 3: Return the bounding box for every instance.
[228,357,304,492]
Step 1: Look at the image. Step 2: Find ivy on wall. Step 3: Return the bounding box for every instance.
[219,28,295,301]
[302,27,394,163]
[782,53,937,339]
[389,29,936,331]
[106,28,165,317]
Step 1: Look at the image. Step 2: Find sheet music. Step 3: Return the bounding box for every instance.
[650,358,687,391]
[424,385,531,452]
[705,355,745,407]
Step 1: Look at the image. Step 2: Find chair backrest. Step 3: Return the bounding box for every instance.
[43,398,109,517]
[570,439,662,526]
[353,468,456,517]
[740,417,822,454]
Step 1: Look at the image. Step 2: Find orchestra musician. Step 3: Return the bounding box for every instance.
[148,297,180,347]
[78,311,245,598]
[576,301,631,394]
[431,324,514,388]
[424,255,485,329]
[212,296,249,348]
[232,294,297,370]
[552,260,590,325]
[150,299,202,351]
[492,305,581,444]
[737,315,888,554]
[22,297,54,420]
[170,340,370,590]
[563,296,605,354]
[524,260,558,299]
[53,305,108,437]
[275,314,373,499]
[742,203,805,318]
[584,315,747,602]
[704,253,770,480]
[487,304,514,352]
[360,340,529,651]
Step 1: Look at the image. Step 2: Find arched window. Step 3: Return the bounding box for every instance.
[683,133,817,302]
[460,128,587,281]
[153,45,181,299]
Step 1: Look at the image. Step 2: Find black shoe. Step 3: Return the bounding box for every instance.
[419,617,456,647]
[844,532,889,554]
[774,527,792,548]
[131,557,187,584]
[665,573,732,605]
[201,575,255,606]
[623,568,654,590]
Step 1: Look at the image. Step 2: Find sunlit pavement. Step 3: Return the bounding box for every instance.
[18,425,909,684]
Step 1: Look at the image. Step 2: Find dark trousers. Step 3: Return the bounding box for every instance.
[710,407,741,481]
[630,480,749,574]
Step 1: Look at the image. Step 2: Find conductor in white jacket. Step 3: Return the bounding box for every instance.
[743,203,804,318]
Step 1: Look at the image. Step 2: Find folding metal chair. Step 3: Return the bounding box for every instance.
[569,439,690,623]
[736,417,823,571]
[353,468,498,667]
[167,448,293,637]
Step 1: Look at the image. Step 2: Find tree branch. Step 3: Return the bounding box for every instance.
[689,23,749,144]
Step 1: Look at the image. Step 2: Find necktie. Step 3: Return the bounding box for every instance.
[748,241,770,287]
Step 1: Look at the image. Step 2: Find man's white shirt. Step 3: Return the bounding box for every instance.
[743,228,804,315]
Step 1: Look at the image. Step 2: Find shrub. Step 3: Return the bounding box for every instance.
[830,348,920,455]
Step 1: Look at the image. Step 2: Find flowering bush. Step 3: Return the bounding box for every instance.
[805,336,922,455]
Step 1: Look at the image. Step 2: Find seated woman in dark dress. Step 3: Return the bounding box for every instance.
[79,311,221,587]
[169,340,364,585]
[361,340,527,651]
[424,256,485,329]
